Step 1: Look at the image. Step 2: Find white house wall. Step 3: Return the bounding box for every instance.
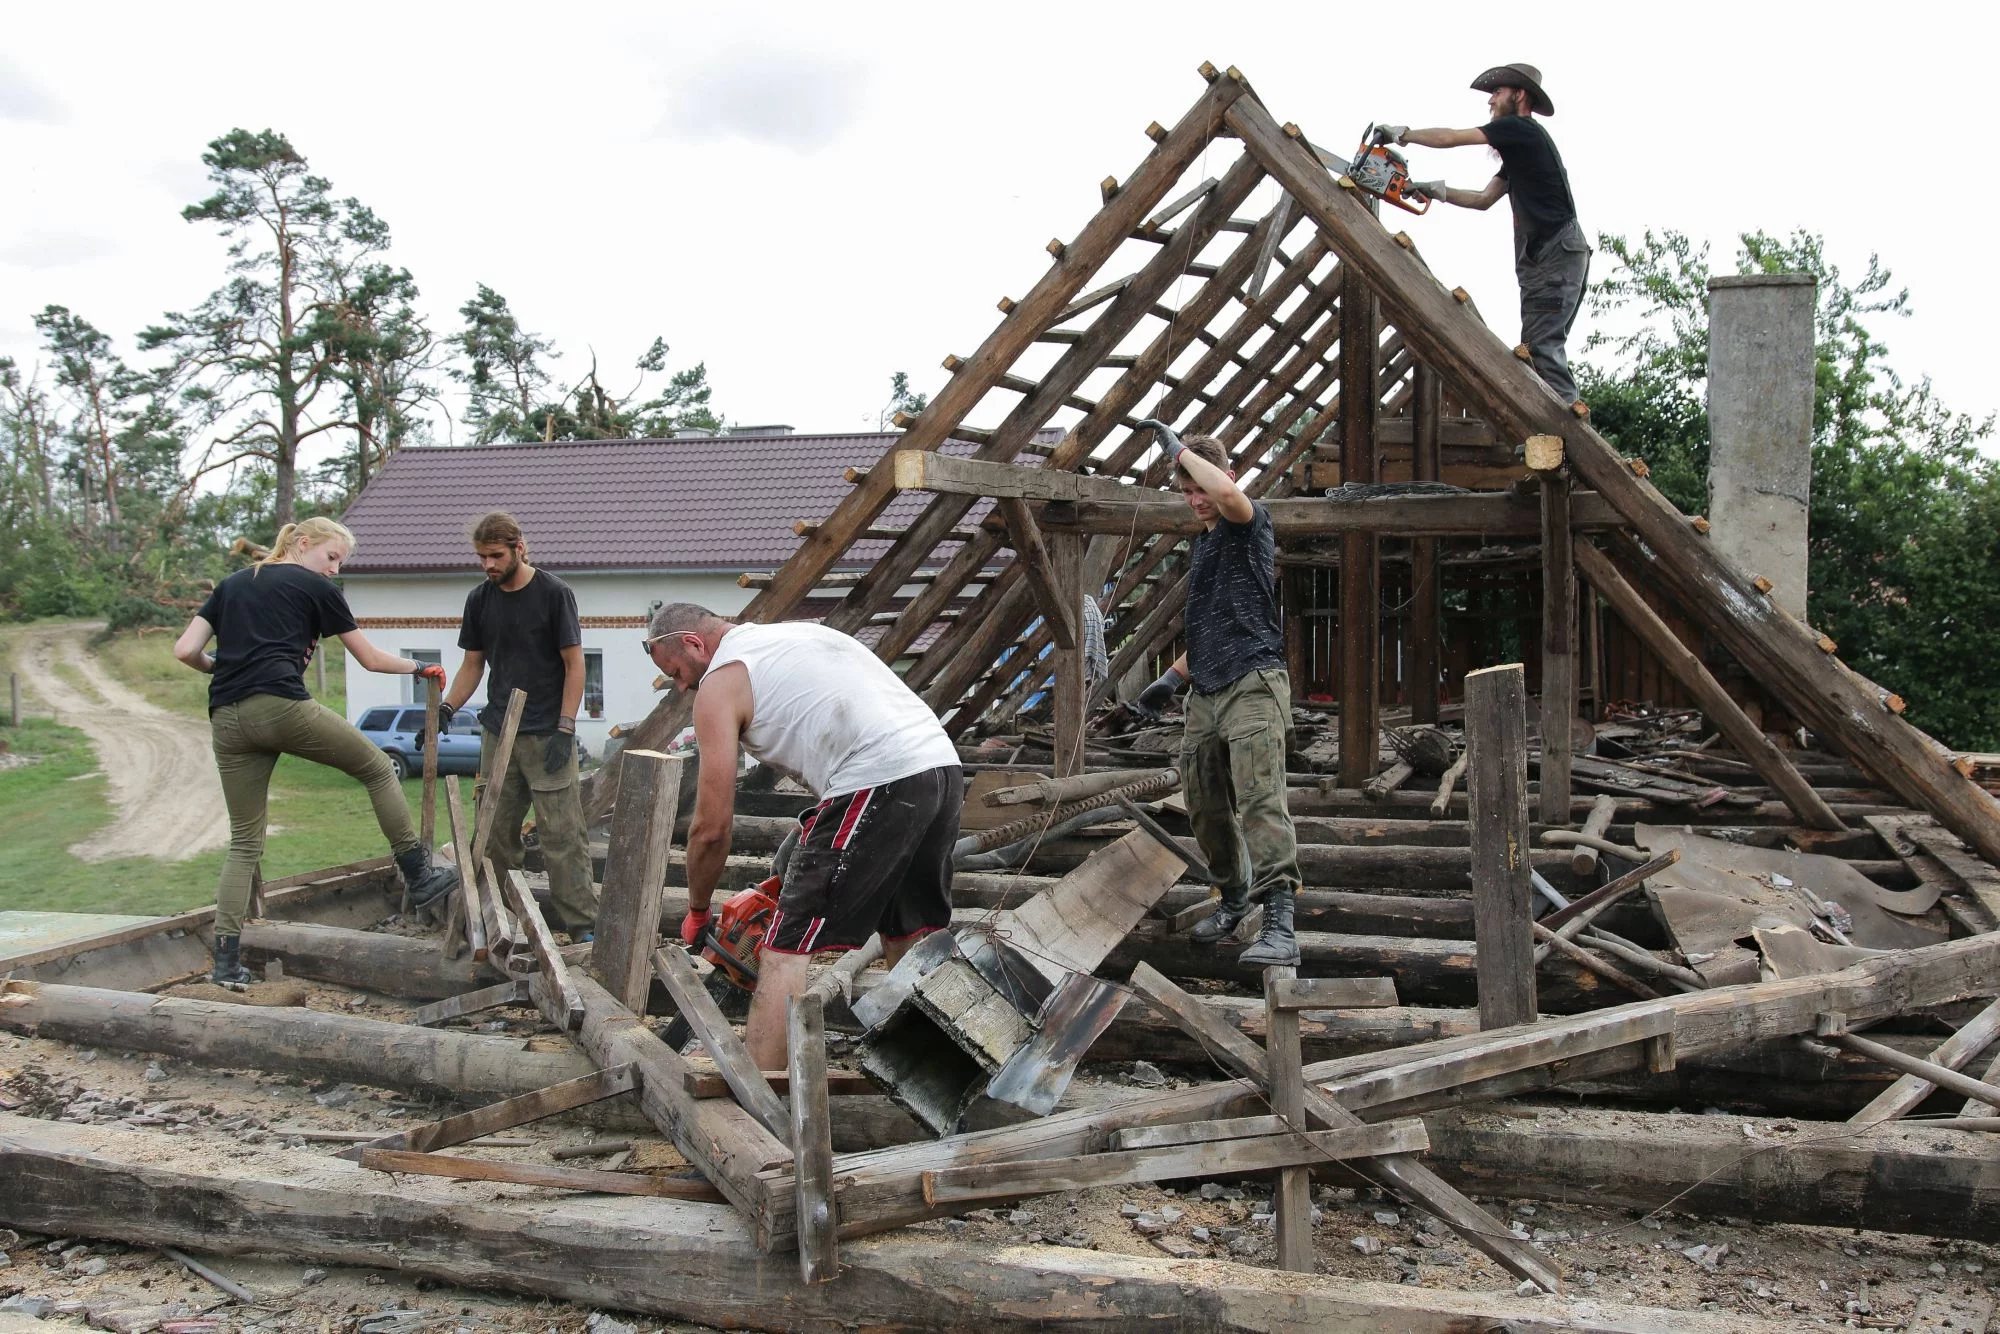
[339,571,752,751]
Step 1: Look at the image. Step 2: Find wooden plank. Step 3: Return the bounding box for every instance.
[1040,489,1623,537]
[1409,366,1441,728]
[343,1064,640,1160]
[411,979,532,1027]
[471,687,527,868]
[1268,976,1399,1011]
[1574,541,1844,831]
[1242,192,1291,299]
[788,992,838,1285]
[1220,82,2000,867]
[442,775,487,962]
[686,1068,878,1099]
[1045,527,1086,776]
[1265,964,1314,1272]
[1465,664,1535,1028]
[1123,961,1562,1291]
[359,1146,722,1199]
[1337,255,1381,789]
[1571,793,1618,876]
[1908,824,2000,925]
[652,944,791,1139]
[420,679,441,856]
[1852,995,2000,1125]
[994,497,1076,650]
[919,1119,1428,1205]
[502,868,584,1030]
[1110,1114,1288,1151]
[1539,474,1576,823]
[894,451,1141,505]
[594,749,684,1012]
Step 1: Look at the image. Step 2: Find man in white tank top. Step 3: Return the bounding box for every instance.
[643,602,963,1070]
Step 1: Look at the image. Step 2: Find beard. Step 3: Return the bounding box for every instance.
[485,554,521,583]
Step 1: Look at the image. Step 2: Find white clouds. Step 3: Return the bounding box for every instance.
[0,53,65,124]
[0,228,118,269]
[657,43,872,153]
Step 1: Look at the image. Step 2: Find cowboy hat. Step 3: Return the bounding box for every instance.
[1471,63,1554,116]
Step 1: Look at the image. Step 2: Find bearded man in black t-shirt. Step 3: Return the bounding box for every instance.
[1379,63,1590,406]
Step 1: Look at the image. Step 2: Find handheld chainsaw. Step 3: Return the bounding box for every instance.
[1347,124,1432,216]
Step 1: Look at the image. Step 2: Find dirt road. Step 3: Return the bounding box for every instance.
[15,622,229,862]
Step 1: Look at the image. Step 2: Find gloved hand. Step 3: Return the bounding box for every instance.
[1133,417,1186,462]
[1374,124,1409,147]
[1134,665,1187,718]
[1413,179,1448,202]
[544,730,574,769]
[680,908,712,948]
[415,663,447,688]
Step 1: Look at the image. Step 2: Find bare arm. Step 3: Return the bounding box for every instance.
[685,664,751,913]
[557,643,585,731]
[1176,448,1255,524]
[442,650,484,715]
[174,616,216,674]
[1401,126,1489,150]
[337,629,420,676]
[1169,652,1188,677]
[1436,174,1509,211]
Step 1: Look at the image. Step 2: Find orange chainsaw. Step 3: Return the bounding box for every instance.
[695,877,779,991]
[1347,124,1432,215]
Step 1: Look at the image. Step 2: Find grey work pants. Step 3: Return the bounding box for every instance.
[1516,218,1592,405]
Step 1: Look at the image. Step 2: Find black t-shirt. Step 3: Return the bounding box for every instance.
[458,570,582,735]
[1482,115,1578,258]
[196,563,358,713]
[1184,502,1286,695]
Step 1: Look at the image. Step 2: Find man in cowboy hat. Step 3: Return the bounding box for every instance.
[1378,64,1589,407]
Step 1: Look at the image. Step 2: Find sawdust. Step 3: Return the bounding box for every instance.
[13,623,228,863]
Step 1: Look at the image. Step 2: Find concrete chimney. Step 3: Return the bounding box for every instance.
[1706,274,1817,619]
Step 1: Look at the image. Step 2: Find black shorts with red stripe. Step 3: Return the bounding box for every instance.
[764,764,962,956]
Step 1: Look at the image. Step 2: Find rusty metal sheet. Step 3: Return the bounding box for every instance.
[983,972,1131,1116]
[1752,922,1884,980]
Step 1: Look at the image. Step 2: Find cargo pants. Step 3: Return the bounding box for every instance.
[1516,217,1592,406]
[480,730,596,936]
[1179,667,1301,914]
[211,694,418,935]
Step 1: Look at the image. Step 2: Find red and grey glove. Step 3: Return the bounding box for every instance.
[680,908,712,948]
[415,663,448,687]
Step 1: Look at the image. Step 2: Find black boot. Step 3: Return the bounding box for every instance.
[396,845,460,909]
[211,934,254,989]
[1238,884,1300,968]
[1188,887,1252,945]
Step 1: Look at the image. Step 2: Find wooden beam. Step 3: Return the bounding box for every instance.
[652,944,791,1140]
[412,978,532,1027]
[1039,489,1623,537]
[1573,541,1845,831]
[1408,364,1442,725]
[1337,255,1381,788]
[594,749,684,1012]
[1539,475,1576,822]
[1109,1114,1288,1151]
[1465,664,1535,1029]
[343,1064,639,1159]
[1222,81,2000,866]
[442,776,487,962]
[1852,995,2000,1126]
[1265,964,1314,1272]
[420,679,441,859]
[919,1119,1428,1205]
[893,450,1144,504]
[359,1147,721,1199]
[1268,976,1399,1010]
[501,868,584,1031]
[470,688,526,868]
[1828,1025,2000,1112]
[788,993,838,1284]
[1045,527,1087,776]
[994,497,1077,651]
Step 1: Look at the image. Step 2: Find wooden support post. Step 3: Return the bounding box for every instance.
[1408,364,1442,725]
[501,868,584,1031]
[471,688,527,867]
[594,749,684,1012]
[315,648,325,696]
[1573,541,1847,831]
[1465,664,1535,1029]
[788,992,838,1284]
[1264,964,1313,1273]
[1538,473,1576,824]
[652,944,791,1140]
[1337,257,1381,788]
[995,497,1077,651]
[441,775,487,962]
[10,671,20,727]
[1046,528,1086,778]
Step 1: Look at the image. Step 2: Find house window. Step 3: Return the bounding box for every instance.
[584,650,604,719]
[403,649,441,704]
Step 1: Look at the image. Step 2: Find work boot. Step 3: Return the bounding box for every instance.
[1237,885,1301,968]
[210,934,253,989]
[396,845,460,909]
[1188,889,1252,946]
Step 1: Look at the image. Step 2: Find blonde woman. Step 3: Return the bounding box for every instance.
[174,517,458,986]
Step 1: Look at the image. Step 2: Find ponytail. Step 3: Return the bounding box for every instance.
[256,516,356,574]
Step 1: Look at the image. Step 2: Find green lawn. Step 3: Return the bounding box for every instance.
[1,624,418,918]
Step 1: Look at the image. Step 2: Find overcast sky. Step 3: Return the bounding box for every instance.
[4,1,1993,475]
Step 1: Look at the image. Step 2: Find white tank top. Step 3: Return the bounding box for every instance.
[702,621,960,799]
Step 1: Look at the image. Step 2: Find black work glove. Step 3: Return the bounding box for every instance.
[544,731,575,770]
[1133,665,1188,719]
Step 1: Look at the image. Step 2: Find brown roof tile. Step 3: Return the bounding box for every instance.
[338,431,1057,575]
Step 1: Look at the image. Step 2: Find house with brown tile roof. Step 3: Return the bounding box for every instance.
[335,428,1041,750]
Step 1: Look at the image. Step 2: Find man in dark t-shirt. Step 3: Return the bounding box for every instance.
[1379,63,1590,405]
[1130,429,1302,968]
[440,512,596,936]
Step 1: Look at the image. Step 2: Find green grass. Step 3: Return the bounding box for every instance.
[91,626,350,717]
[1,623,416,918]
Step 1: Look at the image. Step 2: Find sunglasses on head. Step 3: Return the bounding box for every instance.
[640,632,672,658]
